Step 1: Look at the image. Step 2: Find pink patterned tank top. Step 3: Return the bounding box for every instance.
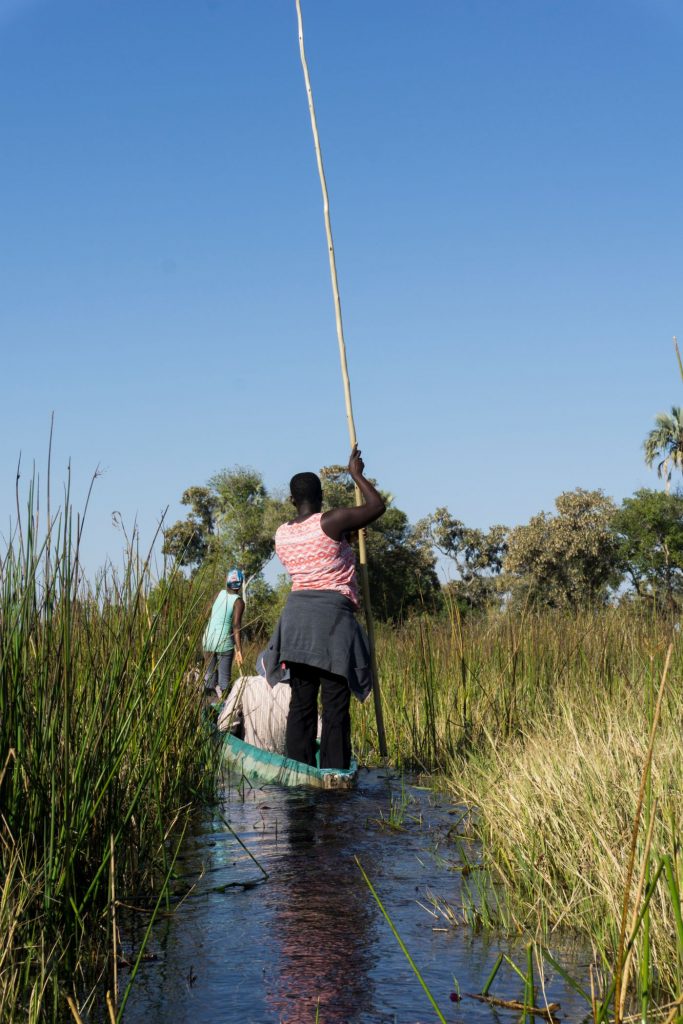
[275,512,359,607]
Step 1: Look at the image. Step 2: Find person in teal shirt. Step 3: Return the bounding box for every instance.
[203,568,244,696]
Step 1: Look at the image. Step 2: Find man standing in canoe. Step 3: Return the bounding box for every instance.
[264,446,385,770]
[203,568,244,697]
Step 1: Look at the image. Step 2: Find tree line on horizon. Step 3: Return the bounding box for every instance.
[161,405,683,628]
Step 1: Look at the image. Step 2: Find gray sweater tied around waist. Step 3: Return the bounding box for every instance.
[262,589,373,702]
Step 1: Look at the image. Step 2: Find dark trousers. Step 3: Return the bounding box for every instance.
[286,662,351,770]
[204,650,234,694]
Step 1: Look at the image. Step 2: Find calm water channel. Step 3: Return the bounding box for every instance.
[121,770,590,1024]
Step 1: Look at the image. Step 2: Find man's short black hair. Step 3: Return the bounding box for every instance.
[290,472,322,505]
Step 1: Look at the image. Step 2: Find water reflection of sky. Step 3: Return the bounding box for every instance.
[121,772,592,1024]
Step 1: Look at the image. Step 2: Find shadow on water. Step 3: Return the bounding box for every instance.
[120,771,591,1024]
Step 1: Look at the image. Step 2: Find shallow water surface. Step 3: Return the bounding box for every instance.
[121,770,589,1024]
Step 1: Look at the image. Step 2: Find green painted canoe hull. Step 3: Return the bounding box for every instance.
[221,732,358,790]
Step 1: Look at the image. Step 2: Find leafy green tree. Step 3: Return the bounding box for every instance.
[503,488,619,608]
[613,488,683,607]
[208,467,288,588]
[643,406,683,493]
[243,574,292,639]
[319,465,441,621]
[162,468,288,591]
[161,487,218,570]
[417,508,508,611]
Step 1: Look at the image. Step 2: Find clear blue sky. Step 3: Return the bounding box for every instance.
[2,0,682,577]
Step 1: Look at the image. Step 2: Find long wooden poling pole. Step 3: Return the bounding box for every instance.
[294,0,388,758]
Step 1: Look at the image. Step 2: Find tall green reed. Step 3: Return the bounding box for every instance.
[0,471,217,1021]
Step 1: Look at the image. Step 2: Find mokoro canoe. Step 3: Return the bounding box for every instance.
[221,732,358,790]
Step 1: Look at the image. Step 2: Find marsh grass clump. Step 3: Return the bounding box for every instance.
[353,606,683,1016]
[449,646,683,1019]
[0,480,217,1021]
[353,605,673,770]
